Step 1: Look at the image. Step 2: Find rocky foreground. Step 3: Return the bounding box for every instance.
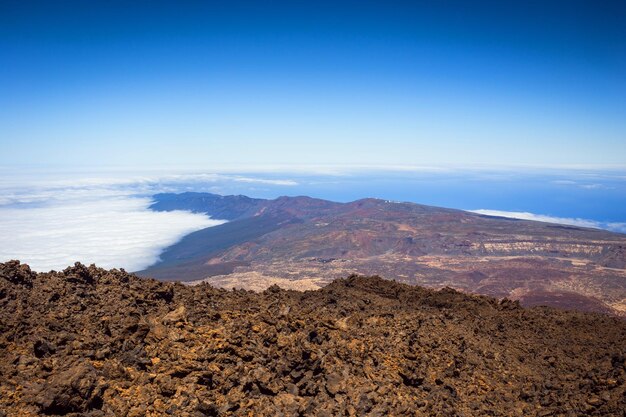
[1,261,625,416]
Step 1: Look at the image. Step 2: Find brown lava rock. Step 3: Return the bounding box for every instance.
[0,261,625,416]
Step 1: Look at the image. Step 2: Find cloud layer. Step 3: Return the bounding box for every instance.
[0,172,298,207]
[0,171,303,272]
[470,209,626,234]
[0,197,222,272]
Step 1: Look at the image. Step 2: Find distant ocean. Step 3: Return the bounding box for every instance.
[192,169,626,233]
[1,167,624,271]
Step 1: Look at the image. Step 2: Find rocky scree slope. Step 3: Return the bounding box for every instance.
[1,261,625,416]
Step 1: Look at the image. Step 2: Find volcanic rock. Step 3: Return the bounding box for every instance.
[1,261,625,416]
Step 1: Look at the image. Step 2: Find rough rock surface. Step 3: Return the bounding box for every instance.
[1,260,625,416]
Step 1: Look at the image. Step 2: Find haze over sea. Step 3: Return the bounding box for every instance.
[1,166,624,272]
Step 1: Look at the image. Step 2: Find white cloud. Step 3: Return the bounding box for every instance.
[551,180,610,190]
[607,222,626,233]
[580,184,607,190]
[0,197,223,272]
[469,209,626,234]
[230,176,298,186]
[0,172,298,207]
[0,171,303,272]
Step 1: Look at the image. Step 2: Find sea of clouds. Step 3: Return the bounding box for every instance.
[0,198,222,271]
[0,171,296,272]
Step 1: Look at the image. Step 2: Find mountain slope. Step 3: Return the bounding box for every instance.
[140,192,626,316]
[2,261,625,416]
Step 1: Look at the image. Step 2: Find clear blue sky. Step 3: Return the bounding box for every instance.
[1,0,625,169]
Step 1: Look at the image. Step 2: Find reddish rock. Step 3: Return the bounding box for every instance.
[1,262,625,416]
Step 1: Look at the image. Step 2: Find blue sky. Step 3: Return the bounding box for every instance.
[1,0,625,169]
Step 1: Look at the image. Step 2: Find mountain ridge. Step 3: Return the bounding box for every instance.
[141,192,626,316]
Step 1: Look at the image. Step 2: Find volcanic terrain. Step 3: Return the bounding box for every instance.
[1,261,625,416]
[140,193,626,316]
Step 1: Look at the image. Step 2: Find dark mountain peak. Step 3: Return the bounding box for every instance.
[150,192,267,220]
[151,192,344,221]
